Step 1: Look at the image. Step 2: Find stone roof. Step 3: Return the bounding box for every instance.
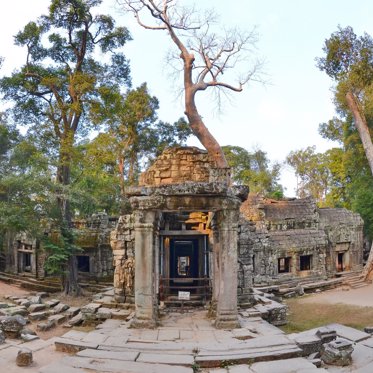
[268,229,328,250]
[318,208,364,227]
[241,195,318,224]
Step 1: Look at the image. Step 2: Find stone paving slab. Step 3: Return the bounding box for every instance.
[249,357,324,373]
[327,323,371,342]
[195,345,303,368]
[157,329,180,341]
[361,337,373,348]
[39,361,88,373]
[99,335,129,347]
[136,352,195,366]
[54,337,99,353]
[76,348,139,361]
[81,331,108,344]
[49,355,193,372]
[61,330,88,340]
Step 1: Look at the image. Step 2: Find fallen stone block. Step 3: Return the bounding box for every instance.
[29,311,49,321]
[37,320,55,332]
[28,303,47,313]
[111,309,130,320]
[21,333,39,342]
[96,307,112,320]
[45,299,60,308]
[49,314,68,325]
[0,330,5,344]
[29,295,42,305]
[64,307,80,318]
[364,326,373,334]
[53,303,69,313]
[0,315,27,338]
[66,312,83,327]
[0,306,28,317]
[16,347,33,367]
[316,327,337,343]
[81,303,101,314]
[54,337,99,353]
[321,338,353,366]
[294,334,322,356]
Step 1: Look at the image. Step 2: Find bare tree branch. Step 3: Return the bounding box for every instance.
[118,0,263,168]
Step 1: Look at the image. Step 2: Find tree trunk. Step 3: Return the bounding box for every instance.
[346,91,373,280]
[57,134,81,296]
[346,91,373,175]
[184,88,228,168]
[64,254,81,296]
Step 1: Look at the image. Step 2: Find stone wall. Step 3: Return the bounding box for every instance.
[238,195,364,286]
[7,213,117,280]
[110,215,135,303]
[139,147,215,186]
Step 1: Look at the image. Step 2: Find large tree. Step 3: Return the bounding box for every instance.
[119,0,262,168]
[223,145,283,199]
[0,0,131,294]
[317,26,373,277]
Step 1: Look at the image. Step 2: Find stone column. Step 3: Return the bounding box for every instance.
[131,210,157,328]
[215,207,240,329]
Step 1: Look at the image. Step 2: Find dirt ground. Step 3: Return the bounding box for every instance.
[0,281,93,340]
[298,283,373,307]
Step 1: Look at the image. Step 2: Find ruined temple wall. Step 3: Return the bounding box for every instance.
[238,196,360,285]
[319,208,364,273]
[139,147,214,186]
[110,215,135,302]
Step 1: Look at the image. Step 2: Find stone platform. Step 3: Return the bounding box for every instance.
[1,310,373,372]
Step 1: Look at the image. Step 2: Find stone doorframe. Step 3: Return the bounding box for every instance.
[127,183,243,329]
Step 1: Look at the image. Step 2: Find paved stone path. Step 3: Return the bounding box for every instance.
[1,309,373,372]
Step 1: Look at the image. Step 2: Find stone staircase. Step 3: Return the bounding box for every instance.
[339,271,371,289]
[0,272,62,292]
[0,272,113,293]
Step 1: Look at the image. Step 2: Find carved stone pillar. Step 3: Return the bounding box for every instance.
[215,207,240,329]
[131,210,157,328]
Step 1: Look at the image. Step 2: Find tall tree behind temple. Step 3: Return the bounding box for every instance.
[120,0,263,170]
[317,26,373,277]
[223,145,283,199]
[0,0,131,295]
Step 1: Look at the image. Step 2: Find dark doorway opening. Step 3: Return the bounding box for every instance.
[337,252,344,272]
[23,253,31,272]
[77,255,90,272]
[170,239,199,282]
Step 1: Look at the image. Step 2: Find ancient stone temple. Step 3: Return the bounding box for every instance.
[4,213,117,281]
[110,147,365,327]
[110,147,247,328]
[239,195,364,286]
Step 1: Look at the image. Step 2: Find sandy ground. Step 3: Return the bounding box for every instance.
[297,283,373,307]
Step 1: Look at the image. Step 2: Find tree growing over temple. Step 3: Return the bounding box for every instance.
[0,0,132,294]
[119,0,262,168]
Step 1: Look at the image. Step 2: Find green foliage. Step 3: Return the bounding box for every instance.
[223,145,283,198]
[43,231,82,275]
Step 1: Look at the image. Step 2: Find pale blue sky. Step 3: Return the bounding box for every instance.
[2,1,373,196]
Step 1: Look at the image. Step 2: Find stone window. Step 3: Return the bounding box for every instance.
[300,255,312,271]
[278,257,291,273]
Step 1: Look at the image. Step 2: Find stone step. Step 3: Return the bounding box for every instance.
[39,355,193,373]
[195,344,303,368]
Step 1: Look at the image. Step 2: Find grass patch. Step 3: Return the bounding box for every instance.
[280,298,373,333]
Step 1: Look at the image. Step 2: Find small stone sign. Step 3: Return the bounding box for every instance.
[178,291,190,300]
